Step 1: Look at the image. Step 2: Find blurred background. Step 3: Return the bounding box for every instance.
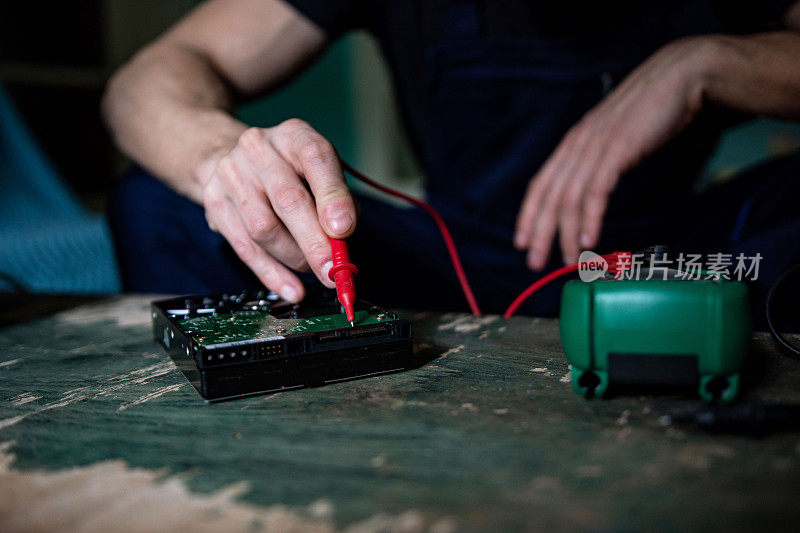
[1,0,799,296]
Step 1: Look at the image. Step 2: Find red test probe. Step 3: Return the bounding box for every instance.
[328,237,358,325]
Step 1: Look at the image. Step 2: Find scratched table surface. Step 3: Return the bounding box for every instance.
[2,295,800,532]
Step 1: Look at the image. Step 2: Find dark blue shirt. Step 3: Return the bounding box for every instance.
[286,1,793,230]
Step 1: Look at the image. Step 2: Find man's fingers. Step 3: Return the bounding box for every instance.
[557,132,609,264]
[237,200,309,273]
[207,196,305,303]
[516,36,704,270]
[558,191,583,266]
[257,157,335,287]
[514,123,587,251]
[527,200,559,271]
[273,119,356,238]
[219,150,308,271]
[229,130,335,287]
[528,149,581,269]
[580,186,610,250]
[202,122,354,298]
[575,140,626,251]
[514,179,544,249]
[515,152,564,249]
[516,169,562,269]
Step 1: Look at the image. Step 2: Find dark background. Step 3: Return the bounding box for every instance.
[1,0,114,206]
[0,0,363,213]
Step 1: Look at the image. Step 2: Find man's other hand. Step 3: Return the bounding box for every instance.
[514,37,718,270]
[199,119,356,302]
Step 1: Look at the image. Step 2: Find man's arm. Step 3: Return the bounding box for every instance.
[103,0,357,302]
[515,2,800,270]
[705,34,800,118]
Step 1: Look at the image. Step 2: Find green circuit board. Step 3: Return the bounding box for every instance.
[178,309,392,348]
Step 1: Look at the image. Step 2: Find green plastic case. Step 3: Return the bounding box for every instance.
[559,278,750,402]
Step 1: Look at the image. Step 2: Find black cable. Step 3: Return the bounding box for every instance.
[669,400,800,436]
[766,263,800,360]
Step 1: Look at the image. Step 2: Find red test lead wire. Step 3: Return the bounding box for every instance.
[328,236,358,325]
[339,158,628,318]
[341,161,482,316]
[502,263,580,318]
[502,252,632,318]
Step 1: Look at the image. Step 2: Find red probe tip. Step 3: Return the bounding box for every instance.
[340,291,356,324]
[328,237,358,326]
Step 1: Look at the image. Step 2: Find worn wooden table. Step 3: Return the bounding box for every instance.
[1,295,800,532]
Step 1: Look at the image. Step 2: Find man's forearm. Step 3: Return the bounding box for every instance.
[701,31,800,121]
[102,43,246,203]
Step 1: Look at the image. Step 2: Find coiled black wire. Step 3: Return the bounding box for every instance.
[766,263,800,360]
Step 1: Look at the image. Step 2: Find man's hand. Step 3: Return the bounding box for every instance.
[514,37,715,270]
[102,0,339,300]
[199,119,356,303]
